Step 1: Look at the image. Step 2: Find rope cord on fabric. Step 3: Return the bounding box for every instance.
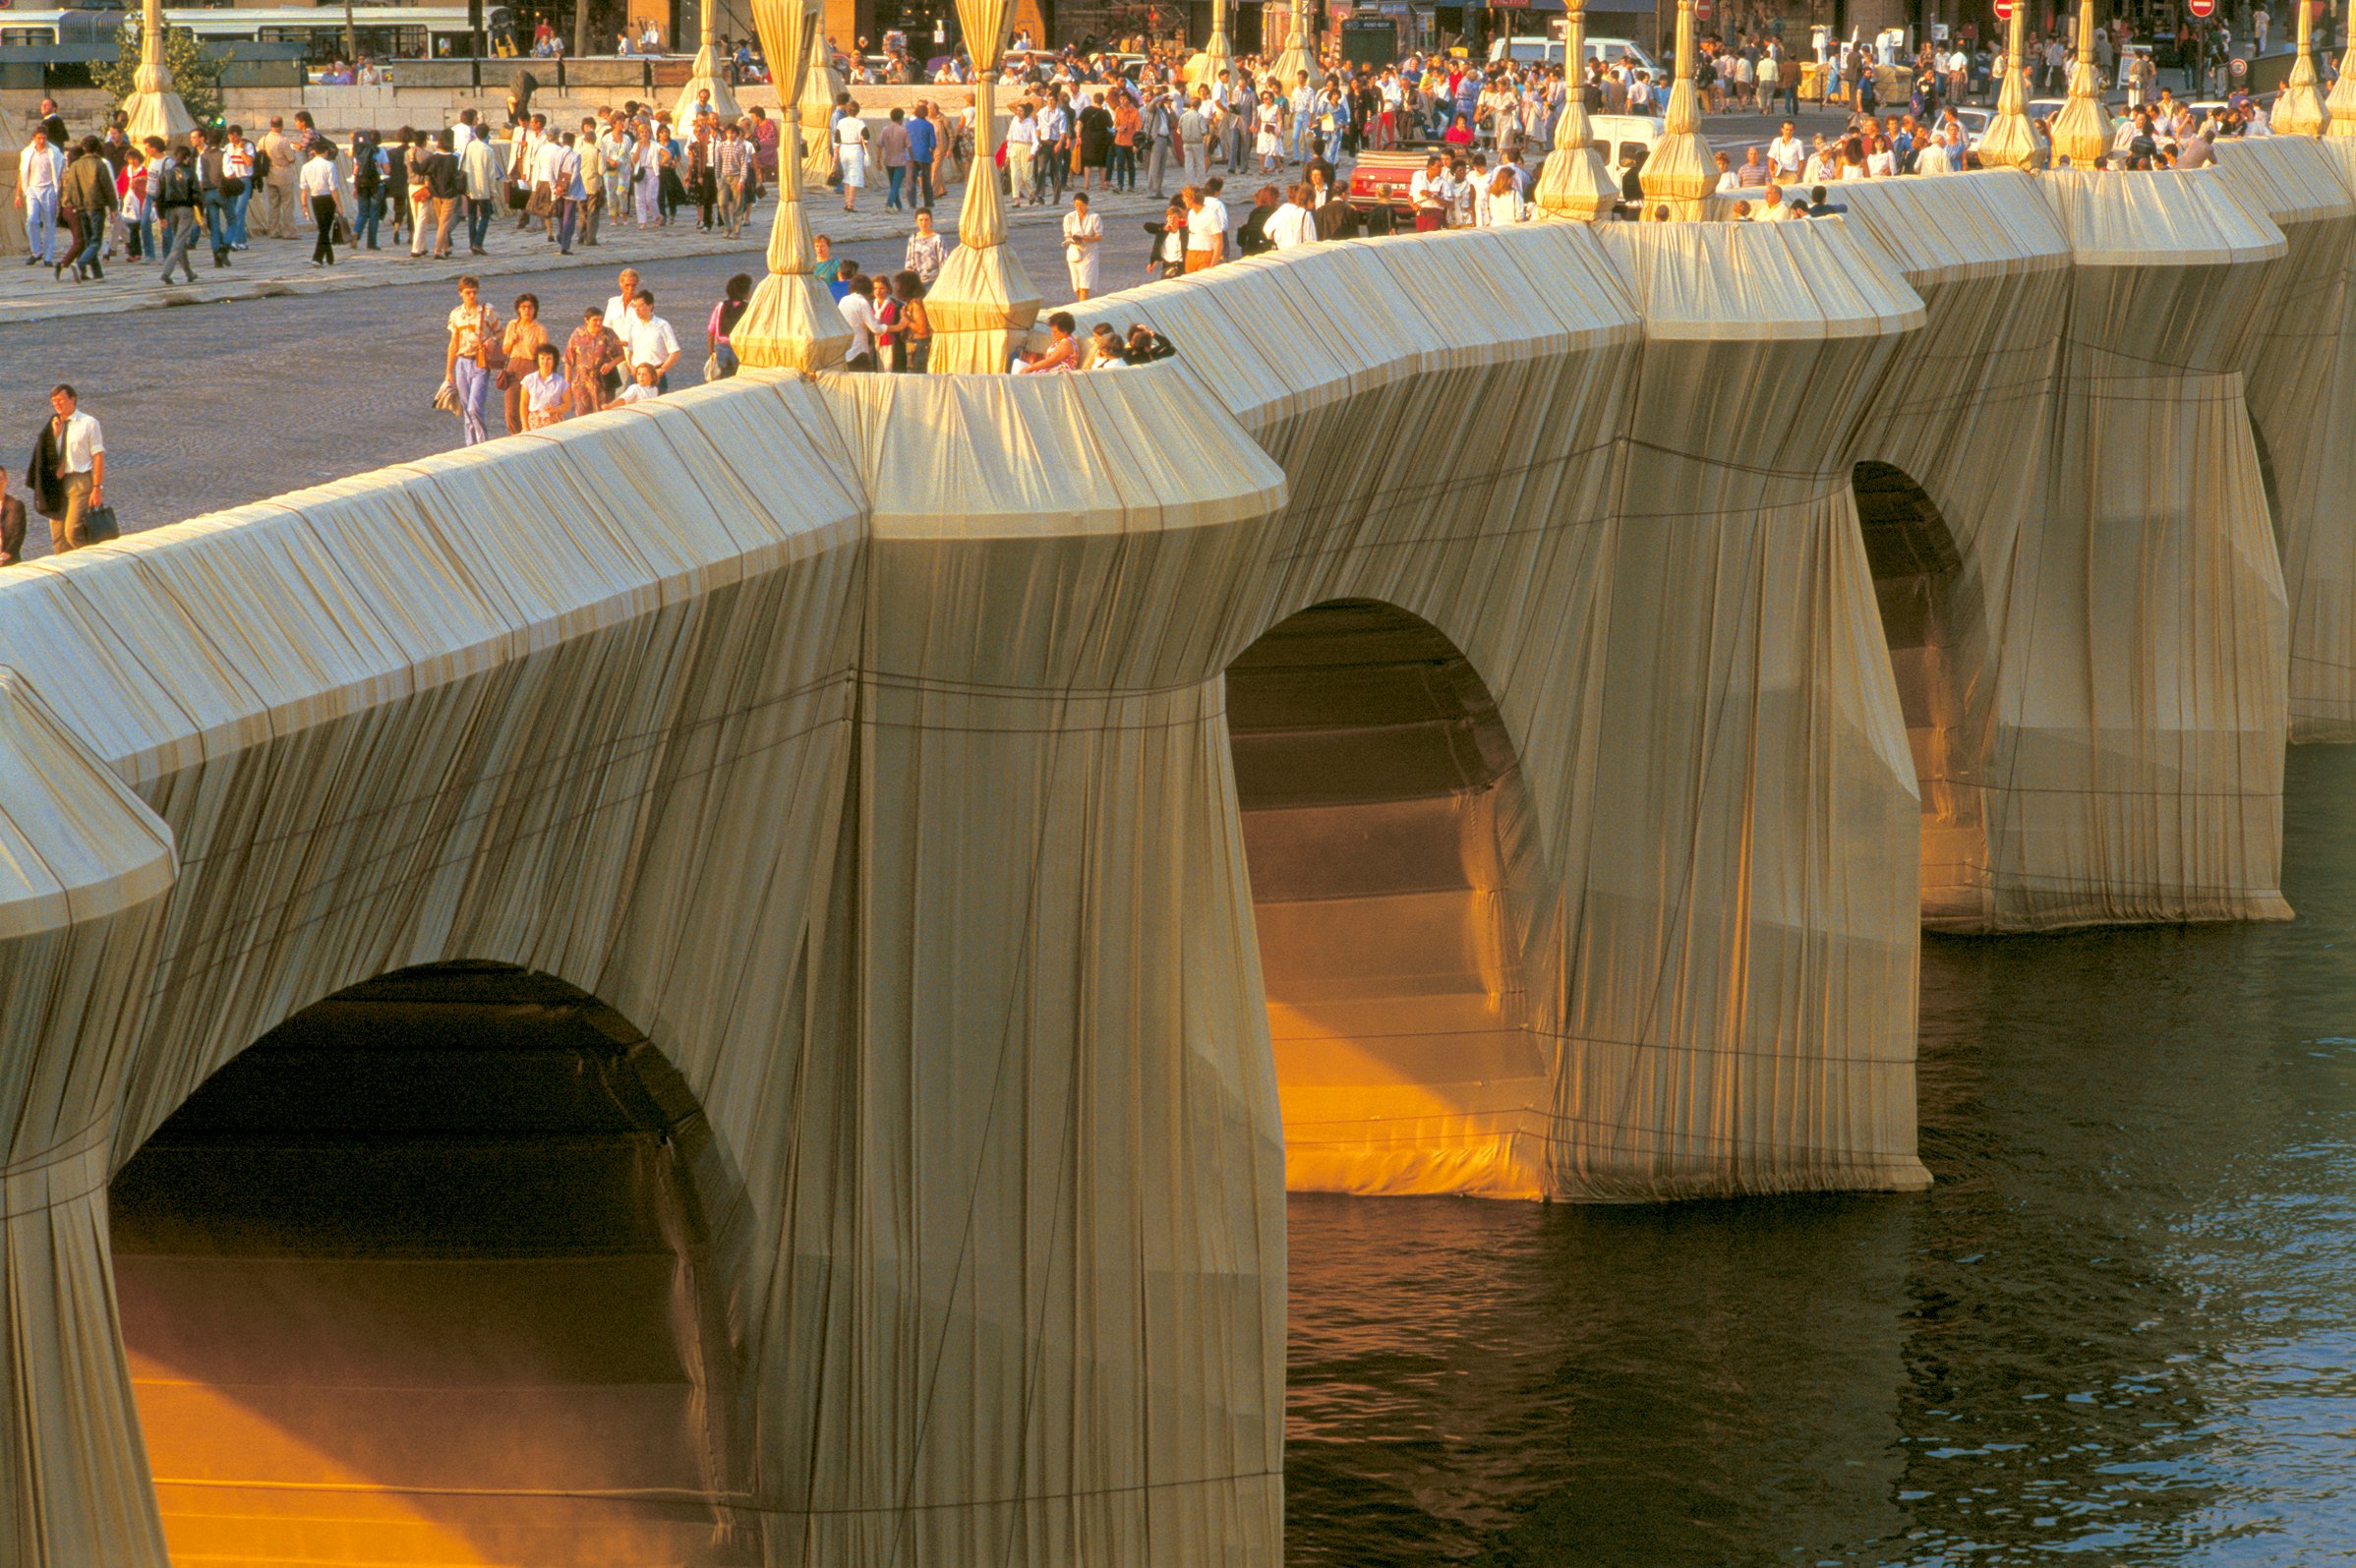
[144,1468,1281,1513]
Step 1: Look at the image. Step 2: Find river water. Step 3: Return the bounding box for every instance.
[1283,746,2356,1566]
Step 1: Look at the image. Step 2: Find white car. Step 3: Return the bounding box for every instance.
[1588,112,1667,171]
[1487,34,1661,79]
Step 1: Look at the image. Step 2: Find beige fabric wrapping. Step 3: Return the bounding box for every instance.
[797,0,841,187]
[924,0,1041,371]
[0,111,26,256]
[2214,139,2356,740]
[734,0,848,370]
[0,182,2349,1563]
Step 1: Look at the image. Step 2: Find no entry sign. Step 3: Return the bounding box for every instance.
[2188,0,2214,17]
[1694,0,1713,21]
[1994,0,2014,22]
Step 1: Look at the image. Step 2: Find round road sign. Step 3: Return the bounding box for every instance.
[1994,0,2014,20]
[2187,0,2213,17]
[1693,0,1713,20]
[2230,54,2248,76]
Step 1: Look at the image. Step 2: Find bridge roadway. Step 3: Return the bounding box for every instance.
[1,141,2354,1566]
[0,110,1835,549]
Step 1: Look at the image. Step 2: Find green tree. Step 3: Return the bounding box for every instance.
[91,20,227,129]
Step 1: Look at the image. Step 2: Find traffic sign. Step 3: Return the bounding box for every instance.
[1994,0,2014,19]
[2187,0,2213,17]
[2230,54,2248,76]
[1693,0,1713,20]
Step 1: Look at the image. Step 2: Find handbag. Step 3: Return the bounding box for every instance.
[219,175,247,199]
[80,503,120,545]
[506,182,530,210]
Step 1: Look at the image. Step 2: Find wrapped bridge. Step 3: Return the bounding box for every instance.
[2,151,2354,1564]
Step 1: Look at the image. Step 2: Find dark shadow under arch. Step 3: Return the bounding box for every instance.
[1224,600,1553,1197]
[108,962,754,1567]
[1852,461,1986,925]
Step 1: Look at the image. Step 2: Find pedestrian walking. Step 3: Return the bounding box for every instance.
[878,107,911,210]
[835,103,869,211]
[706,272,751,378]
[1062,191,1101,299]
[27,384,107,553]
[0,467,25,566]
[149,138,199,284]
[906,102,937,209]
[442,275,502,446]
[500,293,549,435]
[301,141,340,265]
[893,271,931,374]
[61,139,117,282]
[563,304,624,415]
[17,127,64,268]
[621,290,681,390]
[904,206,943,285]
[520,345,569,429]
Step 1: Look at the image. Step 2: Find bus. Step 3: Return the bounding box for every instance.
[0,7,513,62]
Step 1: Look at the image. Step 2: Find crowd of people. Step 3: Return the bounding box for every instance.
[8,90,796,283]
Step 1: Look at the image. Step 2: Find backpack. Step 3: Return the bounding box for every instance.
[253,146,271,180]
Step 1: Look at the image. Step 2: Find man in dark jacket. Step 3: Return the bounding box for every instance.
[60,139,118,281]
[196,129,233,268]
[148,136,201,284]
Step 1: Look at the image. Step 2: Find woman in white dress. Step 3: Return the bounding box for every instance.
[1255,92,1283,174]
[835,111,868,211]
[633,132,662,225]
[1061,193,1101,299]
[1483,166,1525,225]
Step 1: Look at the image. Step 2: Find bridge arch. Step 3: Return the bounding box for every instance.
[107,961,755,1567]
[1223,599,1555,1198]
[1851,460,1989,926]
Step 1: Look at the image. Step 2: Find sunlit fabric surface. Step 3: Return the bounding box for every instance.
[0,176,2349,1564]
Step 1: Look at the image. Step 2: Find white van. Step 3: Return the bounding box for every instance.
[1487,35,1661,77]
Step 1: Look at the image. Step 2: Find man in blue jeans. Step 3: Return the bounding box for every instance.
[197,129,233,268]
[906,103,937,210]
[60,138,116,280]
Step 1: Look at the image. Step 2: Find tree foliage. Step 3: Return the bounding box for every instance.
[92,21,227,129]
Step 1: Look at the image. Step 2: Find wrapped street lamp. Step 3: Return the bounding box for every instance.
[800,1,845,188]
[1976,0,2048,171]
[2046,0,2112,168]
[1534,0,1617,220]
[1638,0,1713,219]
[732,0,851,372]
[121,0,196,147]
[923,0,1041,372]
[2269,0,2329,135]
[674,0,743,124]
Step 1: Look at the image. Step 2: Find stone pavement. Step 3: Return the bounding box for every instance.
[0,181,1183,328]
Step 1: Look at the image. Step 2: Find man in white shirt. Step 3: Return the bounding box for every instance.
[36,384,103,552]
[622,289,681,389]
[299,145,341,264]
[1004,103,1039,207]
[1409,154,1444,230]
[460,127,498,253]
[1767,120,1803,185]
[836,260,880,367]
[1266,183,1317,250]
[603,266,642,335]
[16,129,64,266]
